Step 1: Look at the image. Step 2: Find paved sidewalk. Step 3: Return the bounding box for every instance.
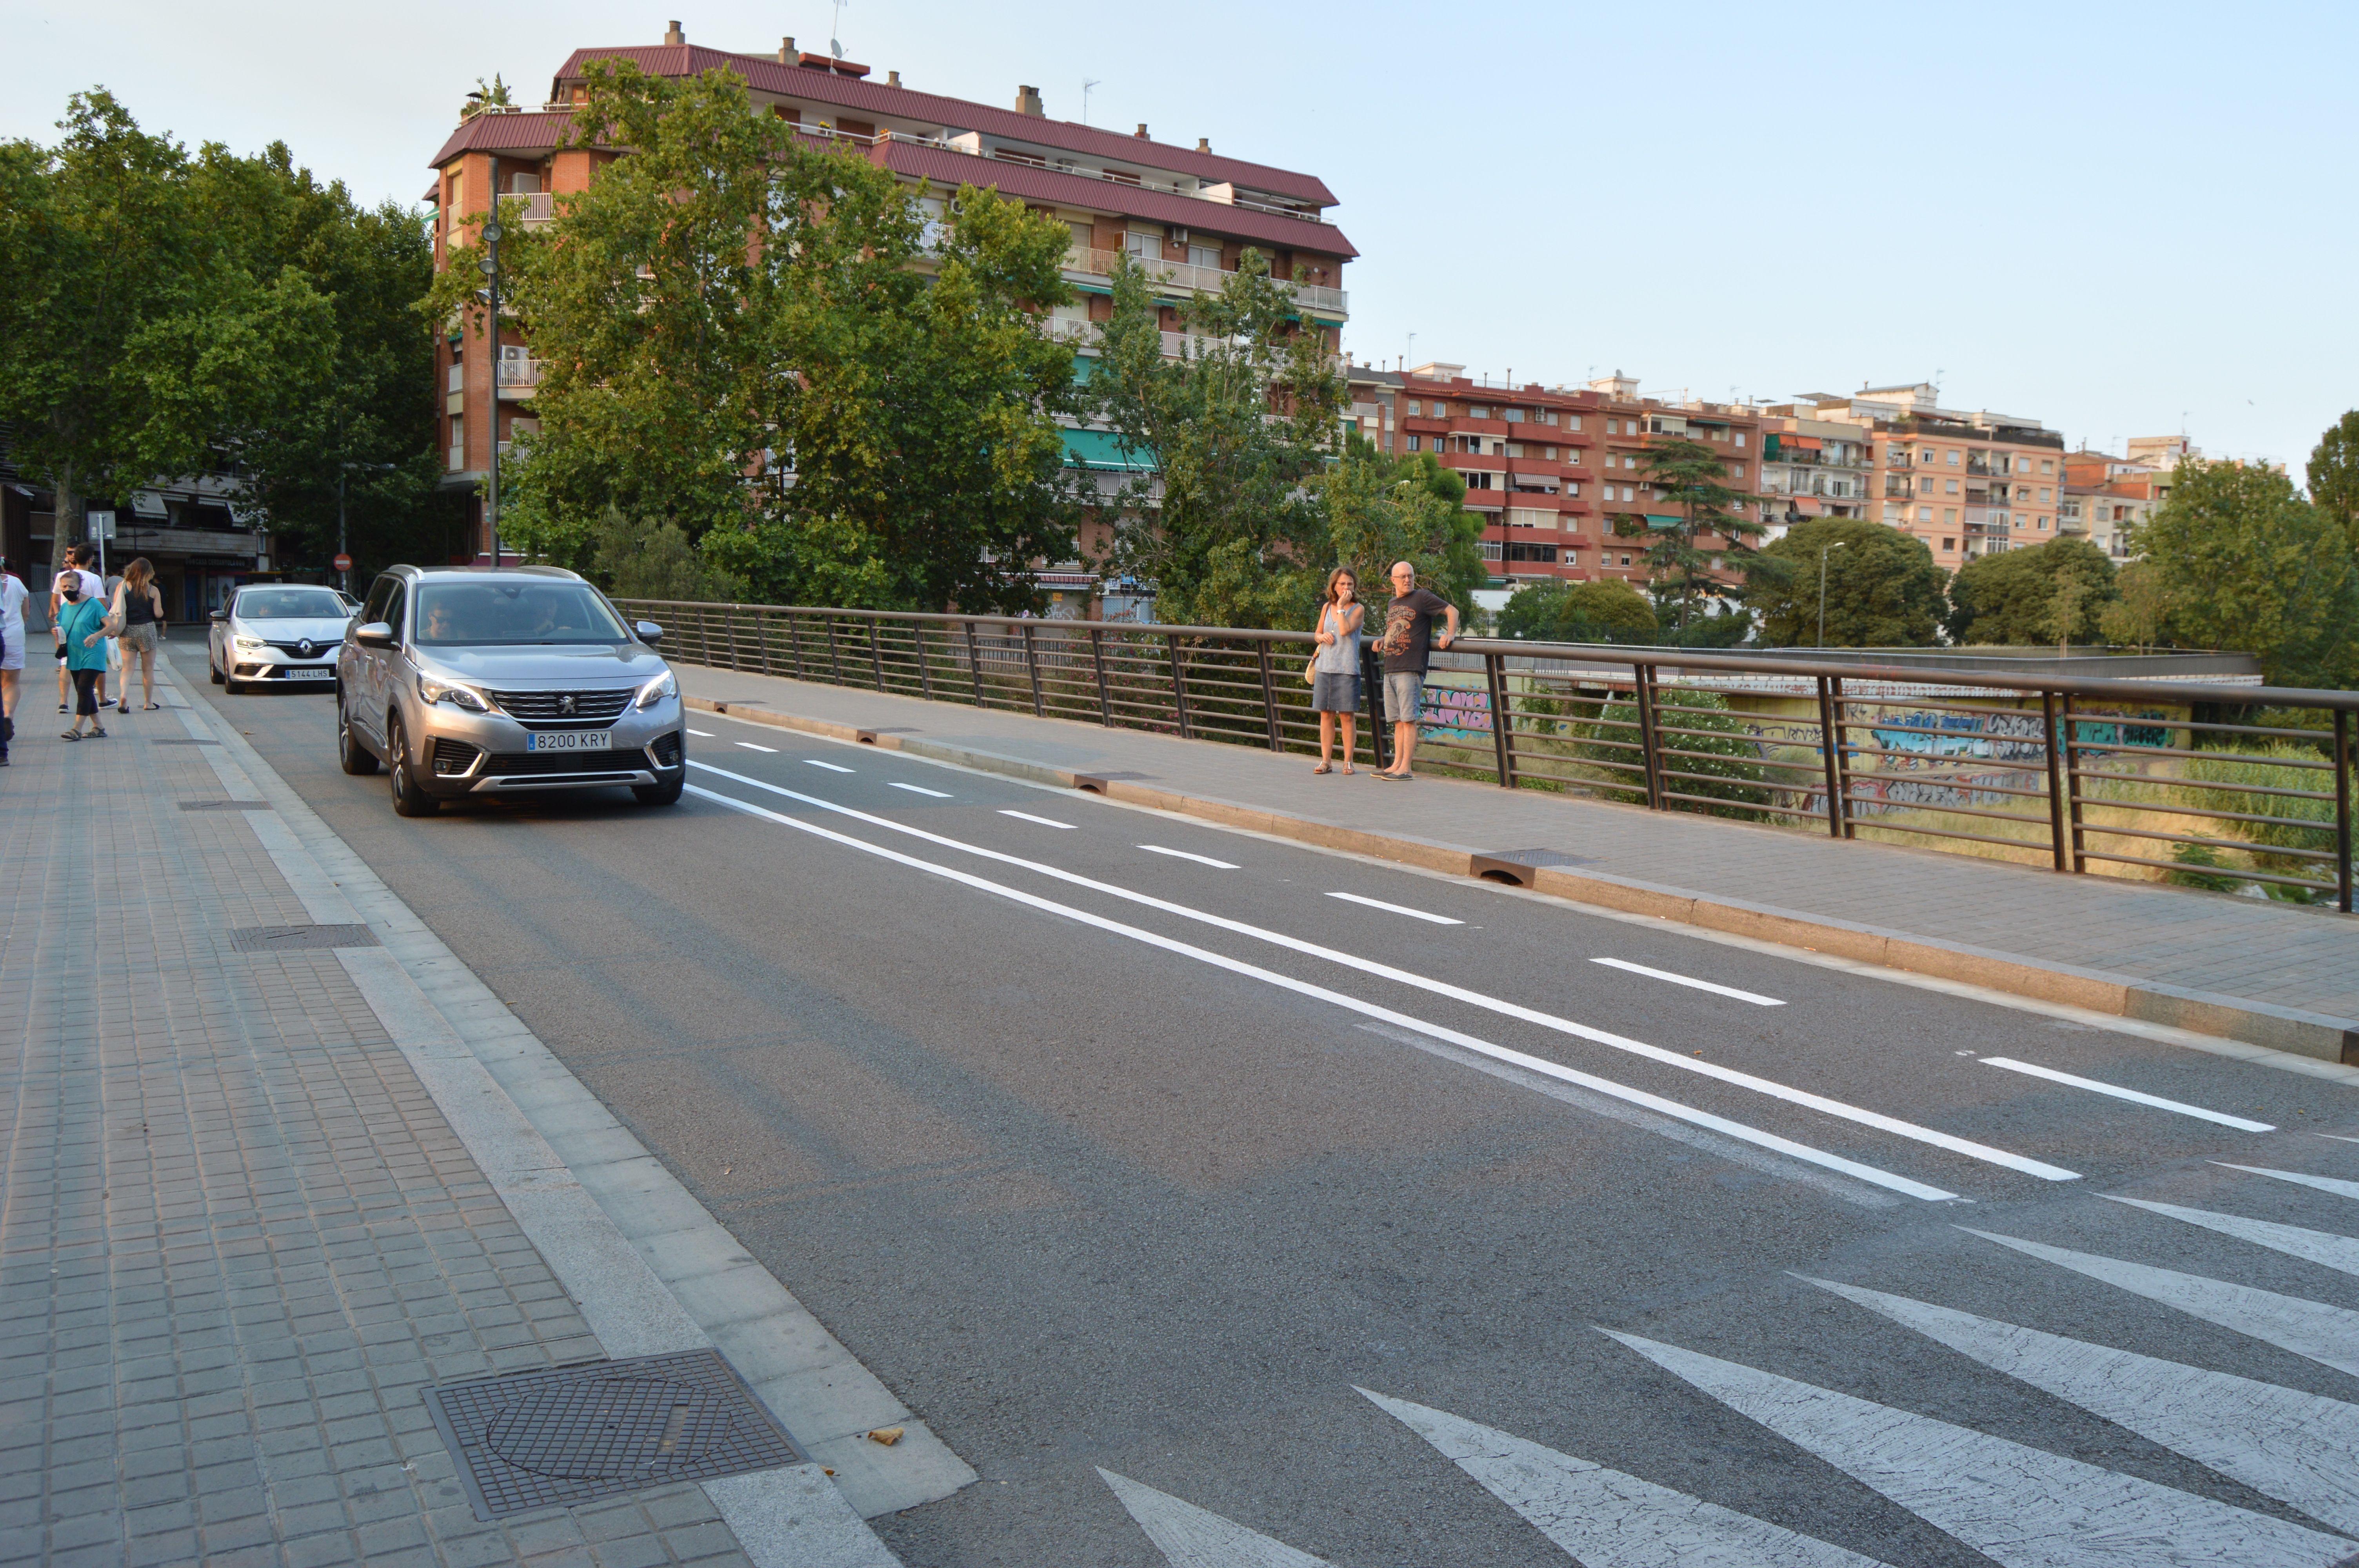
[2,661,900,1564]
[672,663,2359,1058]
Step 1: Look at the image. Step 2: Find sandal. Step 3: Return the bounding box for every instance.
[61,730,81,740]
[142,703,161,711]
[1312,763,1332,775]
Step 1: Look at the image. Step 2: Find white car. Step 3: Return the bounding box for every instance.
[209,584,354,693]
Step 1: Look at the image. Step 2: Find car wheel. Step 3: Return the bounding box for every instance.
[338,694,380,776]
[209,654,224,686]
[387,715,437,817]
[632,776,685,806]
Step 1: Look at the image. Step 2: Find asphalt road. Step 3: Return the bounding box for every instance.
[173,639,2359,1568]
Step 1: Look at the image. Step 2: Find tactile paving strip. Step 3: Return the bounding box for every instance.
[422,1349,803,1520]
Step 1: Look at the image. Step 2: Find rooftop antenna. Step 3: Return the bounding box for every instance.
[829,0,848,57]
[1081,78,1102,125]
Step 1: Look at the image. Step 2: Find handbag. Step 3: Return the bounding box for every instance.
[1305,606,1332,683]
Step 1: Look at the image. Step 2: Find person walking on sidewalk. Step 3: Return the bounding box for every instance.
[56,572,109,740]
[1309,567,1365,775]
[1370,560,1458,782]
[108,557,164,713]
[52,546,102,715]
[0,555,24,766]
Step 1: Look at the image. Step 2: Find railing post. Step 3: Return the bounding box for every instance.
[1090,628,1112,726]
[825,617,843,685]
[1829,676,1854,838]
[2041,691,2070,872]
[725,606,743,671]
[1483,651,1513,787]
[1022,621,1045,716]
[1632,663,1665,810]
[1167,633,1192,740]
[1256,638,1281,751]
[1362,645,1388,770]
[788,612,807,680]
[915,623,932,701]
[754,608,772,675]
[2060,692,2088,873]
[1814,676,1844,838]
[964,621,985,707]
[870,616,885,691]
[2334,708,2353,915]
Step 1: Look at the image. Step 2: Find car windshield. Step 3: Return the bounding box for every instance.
[412,581,629,646]
[238,589,348,620]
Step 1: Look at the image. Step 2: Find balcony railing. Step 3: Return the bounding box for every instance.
[1064,248,1348,315]
[493,358,546,399]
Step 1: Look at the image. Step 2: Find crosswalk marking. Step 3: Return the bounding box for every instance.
[2220,1163,2359,1204]
[1358,1388,1892,1566]
[2104,1195,2359,1279]
[1961,1227,2359,1379]
[1602,1328,2358,1567]
[1804,1275,2359,1538]
[1978,1057,2274,1131]
[1096,1469,1328,1567]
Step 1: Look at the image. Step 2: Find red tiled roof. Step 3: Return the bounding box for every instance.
[428,110,580,168]
[881,142,1356,258]
[546,43,1339,207]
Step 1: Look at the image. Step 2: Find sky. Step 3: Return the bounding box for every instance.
[7,0,2354,476]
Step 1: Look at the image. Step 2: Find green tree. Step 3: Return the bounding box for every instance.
[593,508,750,603]
[1497,577,1659,642]
[437,58,1082,613]
[2305,410,2359,554]
[1945,537,2117,645]
[1087,247,1347,626]
[1605,437,1762,633]
[2131,458,2358,687]
[2097,559,2174,653]
[1748,517,1947,648]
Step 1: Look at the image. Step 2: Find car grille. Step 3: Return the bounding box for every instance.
[265,639,336,658]
[487,688,636,723]
[478,752,647,777]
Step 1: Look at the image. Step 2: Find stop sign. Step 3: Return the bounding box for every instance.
[333,553,353,572]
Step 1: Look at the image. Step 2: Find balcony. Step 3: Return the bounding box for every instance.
[493,358,546,399]
[1064,248,1348,315]
[513,192,556,229]
[1044,317,1103,348]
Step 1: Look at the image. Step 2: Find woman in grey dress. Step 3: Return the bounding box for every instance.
[1309,566,1365,774]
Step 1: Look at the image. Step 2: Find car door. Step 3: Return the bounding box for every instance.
[373,580,408,741]
[352,575,397,740]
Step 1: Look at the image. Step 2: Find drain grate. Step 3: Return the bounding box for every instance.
[230,924,380,951]
[1470,848,1596,886]
[423,1349,802,1520]
[180,799,268,811]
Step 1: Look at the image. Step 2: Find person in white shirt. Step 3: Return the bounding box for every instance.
[0,555,26,766]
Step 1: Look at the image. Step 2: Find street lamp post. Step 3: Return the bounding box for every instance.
[1817,539,1849,649]
[479,155,503,570]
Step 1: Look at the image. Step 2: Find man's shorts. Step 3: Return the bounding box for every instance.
[1383,671,1424,723]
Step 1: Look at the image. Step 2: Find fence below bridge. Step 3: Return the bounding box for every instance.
[616,599,2359,914]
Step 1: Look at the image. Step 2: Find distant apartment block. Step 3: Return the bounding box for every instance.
[426,23,1356,561]
[2059,443,2186,559]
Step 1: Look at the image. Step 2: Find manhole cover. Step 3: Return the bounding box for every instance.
[423,1349,802,1520]
[231,924,380,951]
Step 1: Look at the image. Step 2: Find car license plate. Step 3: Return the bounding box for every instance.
[525,731,612,752]
[286,666,336,679]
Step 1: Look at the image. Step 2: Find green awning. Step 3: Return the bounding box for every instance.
[1063,427,1158,471]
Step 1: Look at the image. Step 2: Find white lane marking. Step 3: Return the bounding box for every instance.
[1603,1328,2357,1568]
[1590,956,1784,1007]
[1326,891,1462,926]
[1358,1023,1900,1209]
[683,782,1957,1201]
[887,782,951,798]
[2320,1134,2359,1145]
[2220,1163,2359,1202]
[686,728,714,737]
[804,758,853,772]
[736,742,778,753]
[1979,1058,2273,1131]
[1961,1228,2359,1379]
[1138,844,1239,869]
[686,762,2070,1184]
[1359,1388,1894,1567]
[2103,1196,2359,1278]
[1805,1274,2359,1538]
[1096,1469,1328,1568]
[998,809,1076,830]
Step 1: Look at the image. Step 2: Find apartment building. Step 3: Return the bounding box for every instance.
[2060,446,2176,558]
[1351,363,1758,592]
[1753,407,1872,541]
[425,22,1357,560]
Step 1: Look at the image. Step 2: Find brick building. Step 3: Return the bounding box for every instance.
[425,22,1356,562]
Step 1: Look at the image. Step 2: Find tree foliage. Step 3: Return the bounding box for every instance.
[1944,537,2117,646]
[436,59,1084,613]
[1606,436,1762,633]
[2130,457,2357,687]
[1496,577,1659,642]
[2306,410,2359,556]
[1747,516,1946,648]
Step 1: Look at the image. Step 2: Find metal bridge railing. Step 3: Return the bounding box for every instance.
[616,599,2359,913]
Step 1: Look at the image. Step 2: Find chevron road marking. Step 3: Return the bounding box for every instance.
[1096,1469,1328,1567]
[2103,1196,2359,1278]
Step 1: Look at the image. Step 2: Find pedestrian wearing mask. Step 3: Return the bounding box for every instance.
[108,557,164,713]
[56,572,109,740]
[52,546,102,715]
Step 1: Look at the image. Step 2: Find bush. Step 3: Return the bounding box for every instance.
[2184,743,2347,886]
[1569,689,1769,819]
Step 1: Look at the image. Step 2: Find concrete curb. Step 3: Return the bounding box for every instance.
[685,695,2359,1066]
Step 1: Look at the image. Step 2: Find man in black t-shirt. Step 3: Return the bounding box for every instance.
[1370,560,1458,781]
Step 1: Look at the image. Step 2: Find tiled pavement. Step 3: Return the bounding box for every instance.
[672,663,2359,1031]
[0,690,761,1563]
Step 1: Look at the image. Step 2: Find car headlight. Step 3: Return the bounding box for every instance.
[634,671,678,710]
[417,673,491,712]
[233,635,266,651]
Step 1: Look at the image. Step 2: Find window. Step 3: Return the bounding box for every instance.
[1478,540,1502,561]
[1066,221,1093,254]
[1917,506,1932,523]
[1505,542,1556,563]
[1943,508,1957,524]
[1405,436,1421,452]
[1565,481,1580,497]
[2041,459,2054,475]
[1505,442,1523,459]
[1543,446,1557,460]
[1619,554,1632,567]
[1465,470,1496,489]
[1624,455,1638,470]
[2036,516,2048,530]
[1606,418,1619,434]
[2039,487,2050,503]
[1471,406,1490,420]
[2016,456,2032,474]
[1544,411,1558,426]
[1735,432,1746,448]
[1187,243,1221,270]
[1123,230,1160,260]
[1730,463,1745,479]
[1946,478,1960,494]
[1946,450,1960,466]
[1504,408,1524,423]
[414,580,629,646]
[1432,401,1447,417]
[1407,401,1420,416]
[1566,415,1581,431]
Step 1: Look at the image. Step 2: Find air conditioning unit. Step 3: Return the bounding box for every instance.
[1166,225,1188,245]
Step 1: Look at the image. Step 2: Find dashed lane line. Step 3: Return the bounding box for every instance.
[1326,891,1462,926]
[1590,956,1784,1007]
[998,809,1076,829]
[736,741,777,753]
[1139,844,1240,869]
[887,782,951,798]
[804,758,854,773]
[1981,1056,2274,1131]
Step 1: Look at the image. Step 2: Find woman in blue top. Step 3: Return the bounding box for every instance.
[56,577,109,740]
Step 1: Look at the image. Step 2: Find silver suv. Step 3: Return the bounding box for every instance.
[335,565,685,817]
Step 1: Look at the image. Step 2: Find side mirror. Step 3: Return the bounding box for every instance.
[354,621,396,649]
[634,620,665,645]
[209,609,227,622]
